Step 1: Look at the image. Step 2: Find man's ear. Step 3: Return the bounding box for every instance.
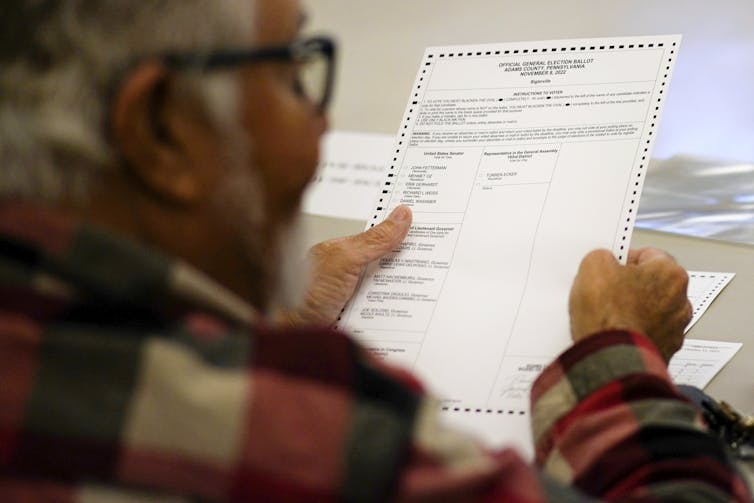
[111,62,214,204]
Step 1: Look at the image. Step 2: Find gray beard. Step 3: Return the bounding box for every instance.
[267,214,309,315]
[210,146,309,317]
[200,75,309,317]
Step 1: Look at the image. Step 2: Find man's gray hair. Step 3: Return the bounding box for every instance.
[0,0,254,202]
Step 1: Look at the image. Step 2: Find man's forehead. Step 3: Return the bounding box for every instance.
[253,0,304,44]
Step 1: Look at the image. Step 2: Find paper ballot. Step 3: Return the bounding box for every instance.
[338,36,682,447]
[684,272,735,334]
[671,272,739,390]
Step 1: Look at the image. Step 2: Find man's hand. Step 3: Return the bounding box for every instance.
[279,205,412,327]
[569,248,692,362]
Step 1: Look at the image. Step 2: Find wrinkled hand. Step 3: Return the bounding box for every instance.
[279,205,412,327]
[569,248,692,362]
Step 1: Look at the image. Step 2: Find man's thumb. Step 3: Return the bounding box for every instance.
[347,205,412,264]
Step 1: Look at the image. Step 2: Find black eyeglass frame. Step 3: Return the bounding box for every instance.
[160,36,336,112]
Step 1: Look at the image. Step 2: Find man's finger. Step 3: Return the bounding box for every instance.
[342,205,412,264]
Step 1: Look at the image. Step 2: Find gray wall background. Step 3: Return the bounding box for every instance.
[308,0,754,162]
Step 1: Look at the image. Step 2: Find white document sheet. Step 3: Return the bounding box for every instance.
[302,131,394,220]
[338,36,681,448]
[670,271,739,389]
[684,271,735,333]
[670,339,743,389]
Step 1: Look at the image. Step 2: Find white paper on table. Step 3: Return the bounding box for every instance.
[668,271,740,389]
[670,340,742,388]
[301,131,393,220]
[337,36,682,452]
[684,271,735,333]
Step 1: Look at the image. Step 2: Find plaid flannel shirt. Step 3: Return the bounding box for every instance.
[0,202,749,502]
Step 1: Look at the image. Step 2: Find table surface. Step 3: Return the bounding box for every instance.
[302,215,753,414]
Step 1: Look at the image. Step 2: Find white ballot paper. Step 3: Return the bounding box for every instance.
[338,36,681,450]
[684,271,735,334]
[670,271,739,389]
[670,340,743,389]
[302,132,394,220]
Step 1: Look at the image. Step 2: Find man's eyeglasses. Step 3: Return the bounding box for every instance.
[161,36,336,112]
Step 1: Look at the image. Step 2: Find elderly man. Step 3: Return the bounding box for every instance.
[0,0,749,501]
